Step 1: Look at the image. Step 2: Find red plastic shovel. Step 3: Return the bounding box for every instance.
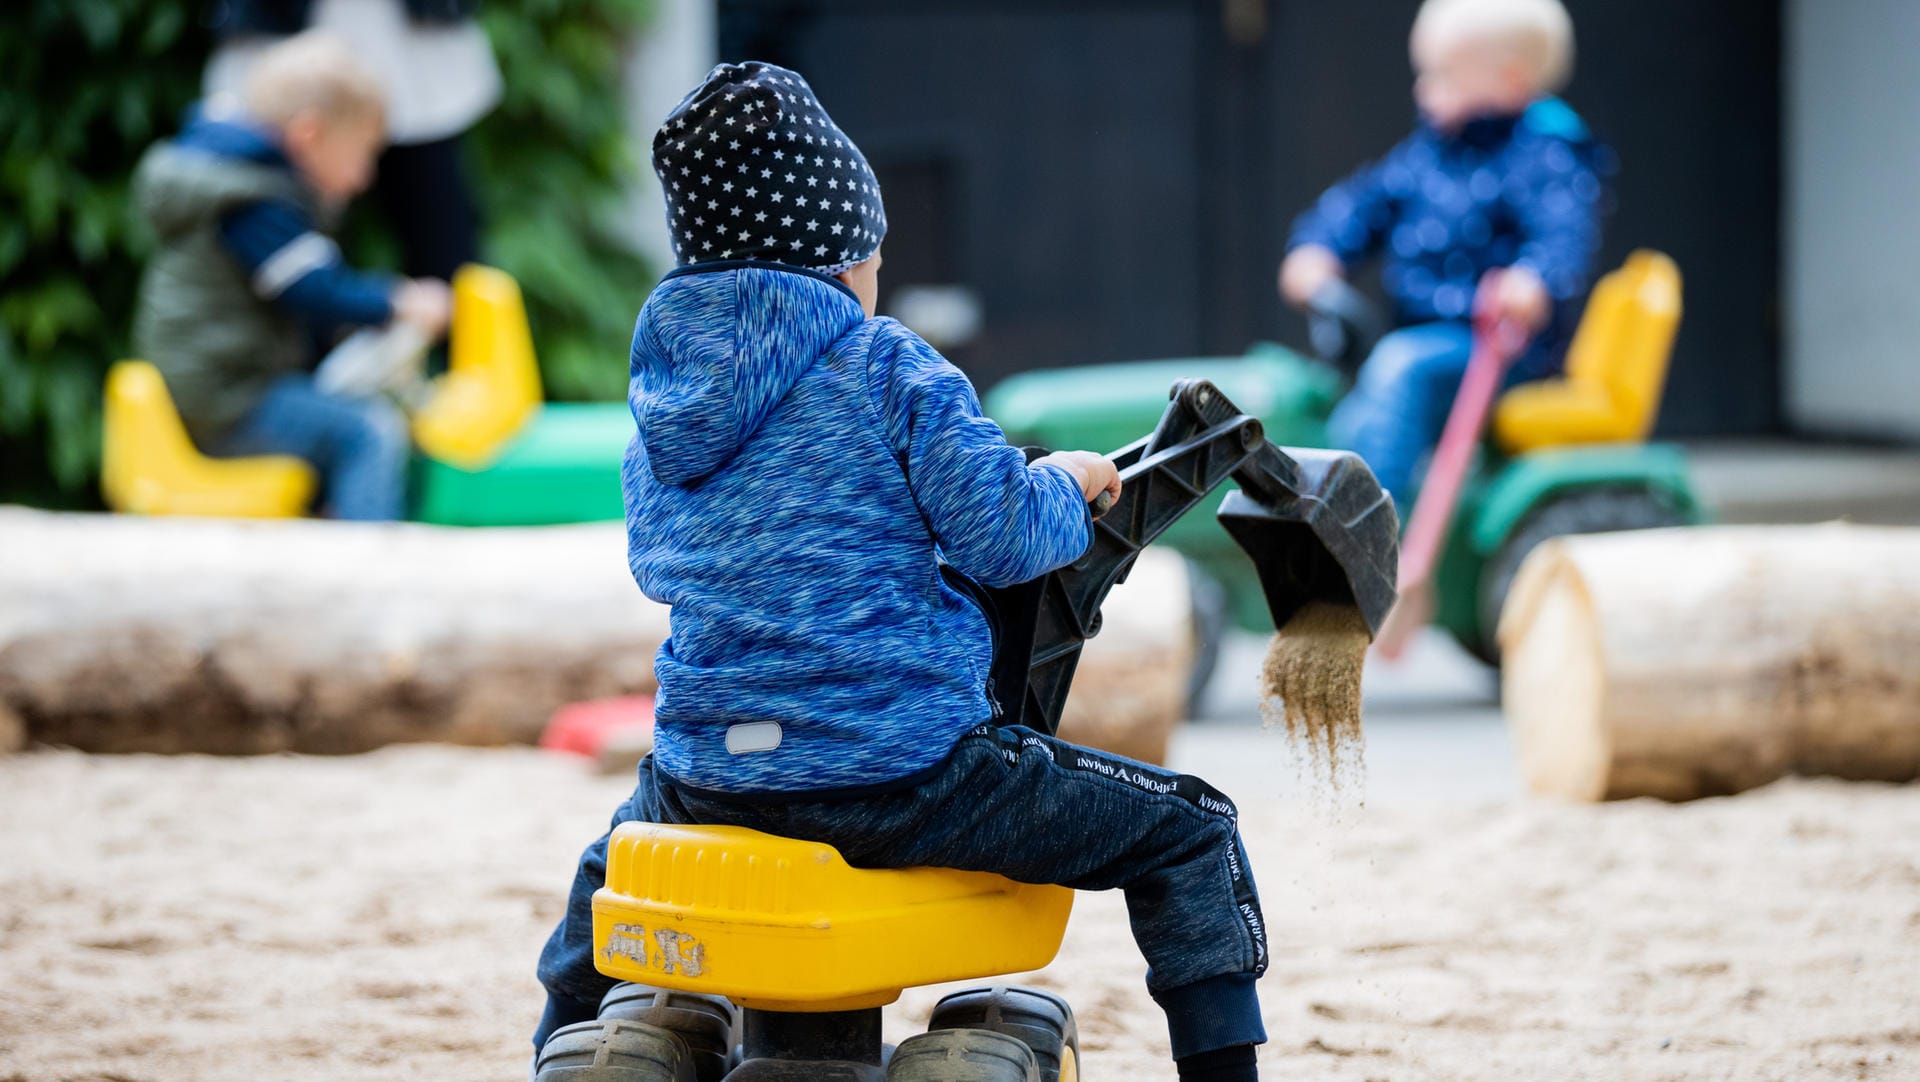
[1373,297,1530,660]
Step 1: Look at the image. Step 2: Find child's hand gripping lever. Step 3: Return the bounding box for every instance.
[982,382,1398,737]
[1031,449,1122,519]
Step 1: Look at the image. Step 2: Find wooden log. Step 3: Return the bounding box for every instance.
[1498,523,1920,801]
[0,700,23,754]
[0,509,664,753]
[0,509,1189,760]
[1056,552,1194,765]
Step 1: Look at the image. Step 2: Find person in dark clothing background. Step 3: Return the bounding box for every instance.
[204,0,500,282]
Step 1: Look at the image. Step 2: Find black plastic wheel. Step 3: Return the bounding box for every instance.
[926,987,1076,1082]
[535,1017,698,1082]
[887,1028,1039,1082]
[1469,486,1692,664]
[598,983,739,1082]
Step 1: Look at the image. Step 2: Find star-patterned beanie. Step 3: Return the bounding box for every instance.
[653,62,887,276]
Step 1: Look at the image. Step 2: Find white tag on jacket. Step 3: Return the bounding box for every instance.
[724,722,784,755]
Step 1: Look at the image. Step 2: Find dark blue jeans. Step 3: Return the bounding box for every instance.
[536,724,1268,1060]
[222,375,410,521]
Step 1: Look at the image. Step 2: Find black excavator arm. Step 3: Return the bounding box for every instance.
[980,378,1399,738]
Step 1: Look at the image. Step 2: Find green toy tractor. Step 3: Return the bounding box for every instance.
[985,250,1703,674]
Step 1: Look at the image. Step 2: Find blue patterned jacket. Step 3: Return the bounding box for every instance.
[624,262,1091,796]
[1289,99,1612,375]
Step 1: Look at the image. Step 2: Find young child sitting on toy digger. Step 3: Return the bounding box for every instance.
[536,62,1271,1082]
[1279,0,1609,507]
[131,31,451,521]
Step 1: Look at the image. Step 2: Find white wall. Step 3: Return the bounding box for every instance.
[1785,0,1920,439]
[622,0,718,271]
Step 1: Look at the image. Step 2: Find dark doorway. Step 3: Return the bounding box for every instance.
[720,0,1780,436]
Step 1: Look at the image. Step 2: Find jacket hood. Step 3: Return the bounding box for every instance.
[134,110,308,241]
[630,263,867,486]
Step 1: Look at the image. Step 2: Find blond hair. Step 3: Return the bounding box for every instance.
[242,30,387,129]
[1413,0,1575,93]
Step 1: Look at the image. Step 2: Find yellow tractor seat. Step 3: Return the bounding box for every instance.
[100,360,316,517]
[592,823,1074,1012]
[1494,249,1682,454]
[411,263,543,469]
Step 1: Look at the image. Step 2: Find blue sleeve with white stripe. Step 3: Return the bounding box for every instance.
[216,200,395,328]
[866,320,1091,588]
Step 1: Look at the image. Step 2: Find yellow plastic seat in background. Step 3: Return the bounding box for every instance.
[411,264,543,469]
[1493,250,1682,454]
[592,823,1074,1012]
[100,360,316,517]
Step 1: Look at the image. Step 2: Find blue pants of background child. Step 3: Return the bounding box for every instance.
[536,723,1269,1060]
[222,375,410,521]
[1326,321,1541,510]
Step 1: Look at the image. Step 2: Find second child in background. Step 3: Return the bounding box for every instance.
[132,31,451,521]
[1279,0,1611,508]
[203,0,503,283]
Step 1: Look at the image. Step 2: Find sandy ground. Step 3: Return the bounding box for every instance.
[2,741,1916,1082]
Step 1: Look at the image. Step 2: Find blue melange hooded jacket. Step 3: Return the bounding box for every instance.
[623,261,1092,796]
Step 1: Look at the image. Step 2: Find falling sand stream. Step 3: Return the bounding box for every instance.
[1259,601,1371,793]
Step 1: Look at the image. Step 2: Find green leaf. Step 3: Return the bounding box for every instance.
[6,275,103,352]
[0,326,32,432]
[73,200,111,264]
[115,83,153,143]
[141,4,186,55]
[40,352,103,489]
[20,156,65,239]
[0,219,25,277]
[545,337,627,402]
[70,0,123,51]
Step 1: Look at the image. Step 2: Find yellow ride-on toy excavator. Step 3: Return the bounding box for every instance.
[534,380,1399,1082]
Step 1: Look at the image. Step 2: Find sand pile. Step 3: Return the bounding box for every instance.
[1259,601,1371,791]
[4,746,1915,1080]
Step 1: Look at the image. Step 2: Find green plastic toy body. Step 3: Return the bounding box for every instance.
[412,402,633,527]
[404,267,636,528]
[1426,442,1702,656]
[984,343,1704,661]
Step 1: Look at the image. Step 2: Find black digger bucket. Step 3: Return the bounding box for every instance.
[977,378,1399,737]
[1217,448,1398,638]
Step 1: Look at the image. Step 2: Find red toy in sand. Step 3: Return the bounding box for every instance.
[540,695,656,771]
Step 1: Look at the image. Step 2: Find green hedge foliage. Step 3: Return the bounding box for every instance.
[0,0,654,505]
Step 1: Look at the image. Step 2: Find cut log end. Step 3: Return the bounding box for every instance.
[1499,525,1920,802]
[1498,544,1609,802]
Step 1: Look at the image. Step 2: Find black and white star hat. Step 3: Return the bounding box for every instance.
[653,62,887,276]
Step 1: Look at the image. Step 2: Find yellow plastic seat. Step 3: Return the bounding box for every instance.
[1494,250,1682,454]
[592,823,1073,1012]
[411,264,544,469]
[100,360,316,517]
